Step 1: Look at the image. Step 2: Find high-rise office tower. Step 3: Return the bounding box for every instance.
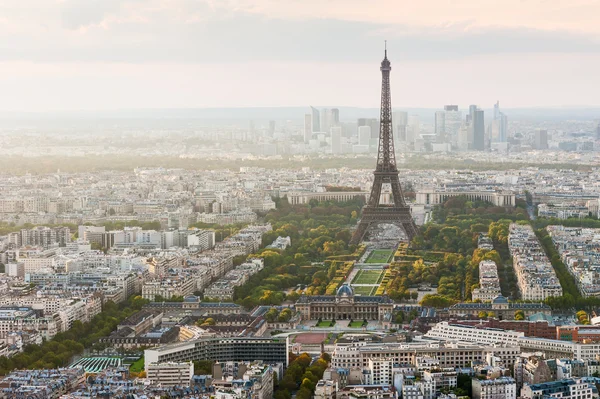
[321,108,340,133]
[435,110,446,143]
[469,104,477,119]
[358,126,372,146]
[407,115,420,144]
[444,105,461,148]
[596,121,600,140]
[330,126,342,154]
[469,106,485,151]
[268,120,275,137]
[458,123,470,151]
[320,108,331,134]
[491,101,508,143]
[393,111,408,143]
[358,118,380,139]
[393,111,408,126]
[340,122,356,138]
[534,129,548,149]
[331,108,340,126]
[304,114,312,143]
[310,106,320,132]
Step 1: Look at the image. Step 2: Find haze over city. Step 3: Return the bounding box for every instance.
[2,1,600,111]
[1,2,600,399]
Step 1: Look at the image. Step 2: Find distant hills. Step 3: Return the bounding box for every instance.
[0,106,598,125]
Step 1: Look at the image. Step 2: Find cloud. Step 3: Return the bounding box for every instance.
[60,0,124,30]
[0,0,598,110]
[221,0,600,34]
[0,3,598,64]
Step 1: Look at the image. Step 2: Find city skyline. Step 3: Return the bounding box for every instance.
[1,1,599,111]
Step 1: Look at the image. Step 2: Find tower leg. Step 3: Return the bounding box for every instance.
[350,220,370,245]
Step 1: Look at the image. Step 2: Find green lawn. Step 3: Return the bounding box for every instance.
[316,320,335,327]
[365,249,394,264]
[352,270,384,285]
[129,356,144,372]
[349,321,367,328]
[352,285,376,295]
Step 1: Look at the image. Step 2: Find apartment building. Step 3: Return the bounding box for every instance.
[141,277,195,301]
[472,260,502,302]
[508,224,563,300]
[547,225,600,297]
[425,321,600,361]
[331,341,520,370]
[425,322,524,346]
[472,377,516,399]
[520,378,598,399]
[144,337,289,370]
[146,362,194,386]
[0,306,59,340]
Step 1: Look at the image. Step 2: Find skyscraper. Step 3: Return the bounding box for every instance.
[444,105,461,148]
[534,129,548,149]
[331,108,340,126]
[310,106,320,133]
[393,111,408,126]
[596,121,600,140]
[469,104,477,120]
[393,111,408,143]
[330,126,342,154]
[470,105,485,151]
[492,101,508,143]
[320,108,332,134]
[358,118,380,139]
[435,110,446,143]
[407,115,420,145]
[458,123,470,151]
[268,120,275,137]
[303,114,312,143]
[358,126,371,146]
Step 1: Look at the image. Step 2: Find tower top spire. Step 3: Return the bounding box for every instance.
[381,41,391,71]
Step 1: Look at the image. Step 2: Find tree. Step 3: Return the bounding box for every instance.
[410,291,419,301]
[419,294,457,308]
[278,308,293,322]
[514,310,525,321]
[576,310,588,324]
[394,312,405,324]
[265,308,279,323]
[287,291,300,302]
[478,311,488,319]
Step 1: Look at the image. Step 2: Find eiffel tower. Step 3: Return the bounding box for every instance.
[350,46,418,245]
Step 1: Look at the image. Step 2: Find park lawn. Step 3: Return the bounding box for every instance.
[352,285,376,295]
[316,320,335,327]
[365,249,394,264]
[349,321,367,328]
[352,270,384,285]
[129,357,145,372]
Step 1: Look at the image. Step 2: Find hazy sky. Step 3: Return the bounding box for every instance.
[1,0,600,111]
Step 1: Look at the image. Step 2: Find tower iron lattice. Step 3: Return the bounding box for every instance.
[350,46,418,245]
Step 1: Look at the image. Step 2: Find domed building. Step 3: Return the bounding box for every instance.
[295,283,393,322]
[336,284,354,297]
